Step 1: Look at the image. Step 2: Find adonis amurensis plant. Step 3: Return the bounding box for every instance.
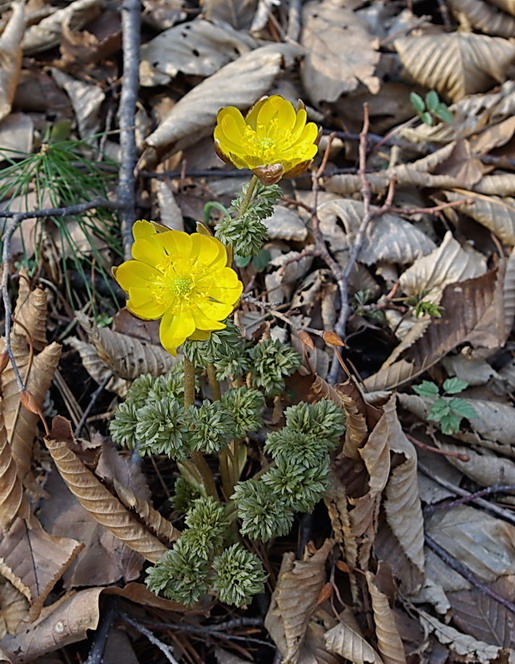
[109,95,345,608]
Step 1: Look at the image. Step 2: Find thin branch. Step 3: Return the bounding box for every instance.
[242,295,325,338]
[118,0,141,260]
[424,484,515,515]
[425,534,515,616]
[418,462,515,527]
[327,105,396,384]
[120,612,180,664]
[75,373,112,437]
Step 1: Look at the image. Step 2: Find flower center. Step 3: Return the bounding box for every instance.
[171,275,193,296]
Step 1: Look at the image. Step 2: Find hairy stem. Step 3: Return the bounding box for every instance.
[207,363,221,401]
[237,175,259,217]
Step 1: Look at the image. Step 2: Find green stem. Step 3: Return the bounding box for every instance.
[183,355,219,500]
[207,363,221,401]
[237,175,258,217]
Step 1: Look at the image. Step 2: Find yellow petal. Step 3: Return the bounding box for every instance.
[132,219,157,240]
[188,329,212,341]
[156,230,193,260]
[159,308,196,355]
[132,238,166,267]
[190,234,226,269]
[126,287,167,319]
[291,108,308,142]
[114,260,161,291]
[245,97,268,130]
[193,300,235,327]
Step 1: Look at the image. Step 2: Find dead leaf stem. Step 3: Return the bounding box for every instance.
[120,611,180,664]
[118,0,141,259]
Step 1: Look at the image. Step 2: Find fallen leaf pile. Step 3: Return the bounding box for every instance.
[1,0,515,662]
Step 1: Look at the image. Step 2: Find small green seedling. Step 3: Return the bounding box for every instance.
[413,377,478,435]
[410,91,454,126]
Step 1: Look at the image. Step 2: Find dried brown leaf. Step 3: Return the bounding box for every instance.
[426,505,515,583]
[435,442,515,487]
[12,277,47,351]
[60,9,121,65]
[142,42,302,164]
[112,479,180,544]
[140,18,255,86]
[382,400,425,580]
[76,312,174,380]
[0,398,28,533]
[490,0,515,14]
[44,416,168,563]
[22,0,101,54]
[1,581,190,663]
[418,609,515,663]
[65,336,128,397]
[324,610,384,664]
[38,467,143,589]
[448,576,515,647]
[0,579,29,638]
[318,199,435,266]
[365,572,406,664]
[0,4,24,122]
[364,268,505,391]
[443,189,515,246]
[300,0,380,104]
[265,540,334,664]
[399,231,486,303]
[0,514,83,617]
[448,0,515,37]
[395,32,515,102]
[2,340,61,483]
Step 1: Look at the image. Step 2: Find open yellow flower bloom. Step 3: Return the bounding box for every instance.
[214,95,320,185]
[113,221,243,355]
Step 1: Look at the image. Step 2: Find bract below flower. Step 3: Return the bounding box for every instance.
[214,95,319,185]
[113,221,243,355]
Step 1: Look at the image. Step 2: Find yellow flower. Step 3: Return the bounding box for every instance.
[113,221,243,355]
[214,95,319,185]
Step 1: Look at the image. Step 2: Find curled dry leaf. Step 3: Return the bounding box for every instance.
[51,69,105,139]
[394,32,515,102]
[142,42,303,164]
[44,416,168,563]
[434,442,515,488]
[324,141,480,196]
[324,608,384,664]
[263,206,308,242]
[22,0,101,54]
[75,312,174,380]
[448,0,515,37]
[0,3,24,122]
[1,339,61,484]
[426,505,515,583]
[418,609,515,663]
[112,478,180,544]
[301,0,380,104]
[0,513,83,619]
[140,18,256,86]
[60,9,121,65]
[399,231,486,303]
[0,578,28,638]
[0,399,29,533]
[317,199,435,266]
[365,572,406,664]
[364,268,505,391]
[12,276,47,352]
[265,539,334,664]
[442,189,515,246]
[65,336,129,398]
[490,0,515,14]
[381,399,425,582]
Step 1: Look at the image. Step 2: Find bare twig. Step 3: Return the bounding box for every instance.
[84,597,119,664]
[407,433,470,463]
[387,198,474,217]
[120,611,180,664]
[327,105,396,384]
[424,484,515,515]
[118,0,141,259]
[242,294,325,338]
[75,373,112,437]
[425,534,515,615]
[418,462,515,526]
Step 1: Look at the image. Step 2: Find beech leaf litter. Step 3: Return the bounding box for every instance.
[1,0,515,662]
